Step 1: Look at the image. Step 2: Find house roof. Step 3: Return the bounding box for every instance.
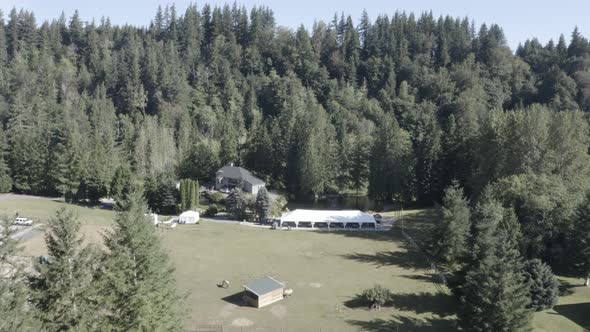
[243,276,284,296]
[216,165,265,186]
[280,209,376,224]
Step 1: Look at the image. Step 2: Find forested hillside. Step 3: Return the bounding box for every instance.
[1,4,589,208]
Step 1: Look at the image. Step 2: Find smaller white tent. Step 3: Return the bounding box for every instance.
[145,213,158,225]
[178,211,200,224]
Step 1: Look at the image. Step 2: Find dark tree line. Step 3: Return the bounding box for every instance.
[0,4,590,207]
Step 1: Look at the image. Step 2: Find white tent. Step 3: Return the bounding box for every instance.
[279,209,375,229]
[178,211,200,224]
[147,213,158,225]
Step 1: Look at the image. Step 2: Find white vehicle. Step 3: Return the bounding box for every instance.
[14,217,33,226]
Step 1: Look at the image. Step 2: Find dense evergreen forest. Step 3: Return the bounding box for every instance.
[2,3,590,330]
[0,4,589,205]
[1,4,590,206]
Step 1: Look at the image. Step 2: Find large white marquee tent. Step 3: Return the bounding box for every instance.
[279,209,376,229]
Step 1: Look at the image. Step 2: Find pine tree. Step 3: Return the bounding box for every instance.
[432,182,471,268]
[100,191,180,331]
[255,186,271,221]
[457,191,532,331]
[179,179,188,211]
[0,218,38,331]
[349,131,370,194]
[368,113,415,203]
[179,178,199,211]
[226,188,246,220]
[192,180,199,209]
[523,259,559,311]
[572,195,590,286]
[29,209,101,331]
[458,228,532,332]
[110,165,132,202]
[0,129,12,193]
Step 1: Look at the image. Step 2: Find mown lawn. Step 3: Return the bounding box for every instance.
[162,221,454,332]
[0,194,114,225]
[5,194,589,331]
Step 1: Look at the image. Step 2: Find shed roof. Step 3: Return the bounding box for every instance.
[280,209,376,224]
[216,165,265,186]
[244,276,284,296]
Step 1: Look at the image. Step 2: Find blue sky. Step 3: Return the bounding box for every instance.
[1,0,587,50]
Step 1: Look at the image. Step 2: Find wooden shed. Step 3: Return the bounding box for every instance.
[243,276,285,308]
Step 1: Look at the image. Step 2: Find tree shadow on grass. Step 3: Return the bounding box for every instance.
[312,228,401,242]
[390,292,456,317]
[552,302,590,330]
[343,294,372,309]
[347,315,455,332]
[399,274,439,284]
[558,278,577,297]
[344,291,456,318]
[341,246,429,270]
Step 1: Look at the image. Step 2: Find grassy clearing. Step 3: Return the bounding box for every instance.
[0,194,114,226]
[162,221,453,331]
[0,195,114,256]
[6,195,590,331]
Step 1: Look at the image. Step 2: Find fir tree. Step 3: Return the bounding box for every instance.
[368,113,415,203]
[110,164,132,203]
[432,182,471,268]
[572,195,590,286]
[523,259,559,311]
[349,131,370,194]
[29,209,101,331]
[458,228,532,332]
[0,218,37,331]
[100,191,180,331]
[226,188,247,220]
[255,186,271,221]
[458,191,532,331]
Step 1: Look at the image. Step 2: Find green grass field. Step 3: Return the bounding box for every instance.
[2,195,589,331]
[0,194,114,226]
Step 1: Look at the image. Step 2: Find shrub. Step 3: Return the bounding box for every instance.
[204,205,218,217]
[206,191,226,205]
[270,194,288,217]
[361,285,392,308]
[226,189,247,220]
[523,259,559,311]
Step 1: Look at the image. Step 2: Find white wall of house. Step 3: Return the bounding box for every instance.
[251,184,264,195]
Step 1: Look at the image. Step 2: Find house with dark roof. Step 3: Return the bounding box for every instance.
[243,276,285,308]
[214,164,266,195]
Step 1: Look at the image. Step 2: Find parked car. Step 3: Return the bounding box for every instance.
[14,217,33,226]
